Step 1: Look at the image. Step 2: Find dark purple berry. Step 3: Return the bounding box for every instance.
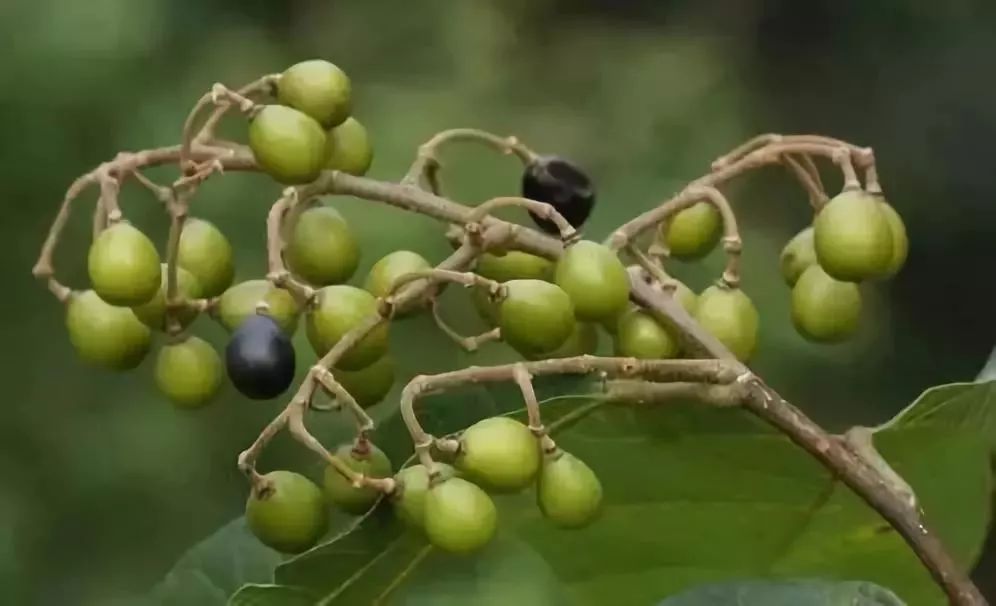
[226,314,295,400]
[521,155,595,234]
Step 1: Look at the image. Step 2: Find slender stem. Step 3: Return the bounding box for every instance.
[180,83,262,172]
[315,368,375,433]
[625,244,678,290]
[783,154,828,209]
[163,196,188,335]
[430,298,502,352]
[402,128,537,187]
[798,153,825,193]
[196,74,278,144]
[265,189,295,275]
[468,196,579,244]
[513,365,557,453]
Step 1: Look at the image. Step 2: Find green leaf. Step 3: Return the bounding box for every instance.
[227,584,315,606]
[882,380,996,451]
[655,579,905,606]
[147,517,283,606]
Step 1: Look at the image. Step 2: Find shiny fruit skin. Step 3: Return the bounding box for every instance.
[693,286,759,362]
[333,355,395,408]
[780,227,817,287]
[475,251,553,283]
[791,265,862,342]
[457,417,540,492]
[325,117,373,175]
[323,442,393,514]
[306,285,390,370]
[876,200,908,278]
[813,190,894,281]
[498,280,575,357]
[277,60,352,128]
[225,314,296,400]
[66,290,151,370]
[660,202,722,260]
[537,450,603,529]
[614,308,680,359]
[217,280,299,335]
[525,321,598,360]
[423,477,498,554]
[521,155,595,234]
[364,250,431,299]
[88,222,162,306]
[177,218,235,297]
[154,336,222,408]
[248,105,328,184]
[392,463,456,530]
[285,206,360,285]
[554,240,629,322]
[246,470,327,554]
[132,264,202,330]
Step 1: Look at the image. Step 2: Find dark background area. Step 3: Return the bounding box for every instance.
[1,1,993,604]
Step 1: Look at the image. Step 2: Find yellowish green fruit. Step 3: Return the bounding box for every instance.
[323,442,393,515]
[525,321,599,360]
[614,308,680,359]
[364,250,432,299]
[306,285,390,370]
[277,60,352,128]
[813,190,893,281]
[472,285,501,327]
[392,463,456,530]
[537,450,603,529]
[554,241,629,322]
[693,285,759,362]
[131,264,202,330]
[177,218,235,297]
[325,117,373,175]
[475,251,553,282]
[780,227,817,287]
[217,279,299,334]
[249,105,328,184]
[660,202,722,260]
[423,477,497,554]
[791,265,862,342]
[499,280,575,357]
[285,206,360,286]
[154,336,222,408]
[246,470,327,554]
[66,290,151,370]
[88,222,162,306]
[333,355,395,408]
[457,417,540,492]
[876,200,909,278]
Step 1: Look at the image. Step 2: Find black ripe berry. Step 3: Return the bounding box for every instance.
[521,155,595,234]
[226,314,295,400]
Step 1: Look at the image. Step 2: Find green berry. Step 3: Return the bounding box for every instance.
[475,251,553,282]
[66,290,151,370]
[693,285,759,362]
[391,463,456,530]
[457,417,540,492]
[246,470,327,554]
[813,190,893,281]
[525,321,598,360]
[323,442,393,515]
[614,308,680,359]
[791,265,862,343]
[333,355,395,408]
[780,227,817,287]
[423,477,497,554]
[277,60,351,128]
[325,117,373,176]
[88,222,162,306]
[364,250,431,299]
[876,199,908,278]
[217,279,299,335]
[554,240,629,322]
[537,450,603,529]
[498,279,575,357]
[177,218,234,297]
[660,202,722,260]
[131,264,202,331]
[285,206,360,285]
[306,285,389,370]
[154,336,222,408]
[249,105,328,184]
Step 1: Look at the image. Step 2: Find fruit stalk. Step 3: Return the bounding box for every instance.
[512,364,557,453]
[430,298,502,352]
[402,128,537,187]
[467,196,579,243]
[781,154,828,208]
[313,368,375,433]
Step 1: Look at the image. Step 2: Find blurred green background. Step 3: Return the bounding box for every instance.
[2,1,994,604]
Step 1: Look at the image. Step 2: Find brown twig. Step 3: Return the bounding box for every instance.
[402,128,537,188]
[430,298,502,352]
[783,154,829,209]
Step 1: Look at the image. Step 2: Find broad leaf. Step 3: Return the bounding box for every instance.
[656,579,905,606]
[882,380,996,451]
[227,584,315,606]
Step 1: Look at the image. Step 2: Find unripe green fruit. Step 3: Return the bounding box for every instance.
[88,222,162,306]
[537,450,603,529]
[132,264,202,330]
[246,470,327,554]
[476,251,553,283]
[525,321,598,360]
[423,477,497,554]
[325,117,373,176]
[660,202,722,260]
[364,250,432,300]
[813,190,893,281]
[333,355,395,408]
[154,336,222,408]
[323,442,393,515]
[66,290,151,370]
[876,200,908,278]
[499,280,575,357]
[392,463,456,530]
[457,417,540,492]
[791,265,862,343]
[554,240,629,322]
[780,227,817,287]
[277,60,352,128]
[614,308,680,359]
[306,285,390,370]
[472,285,501,327]
[249,105,329,184]
[285,206,360,285]
[693,285,759,362]
[217,279,299,335]
[177,218,234,297]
